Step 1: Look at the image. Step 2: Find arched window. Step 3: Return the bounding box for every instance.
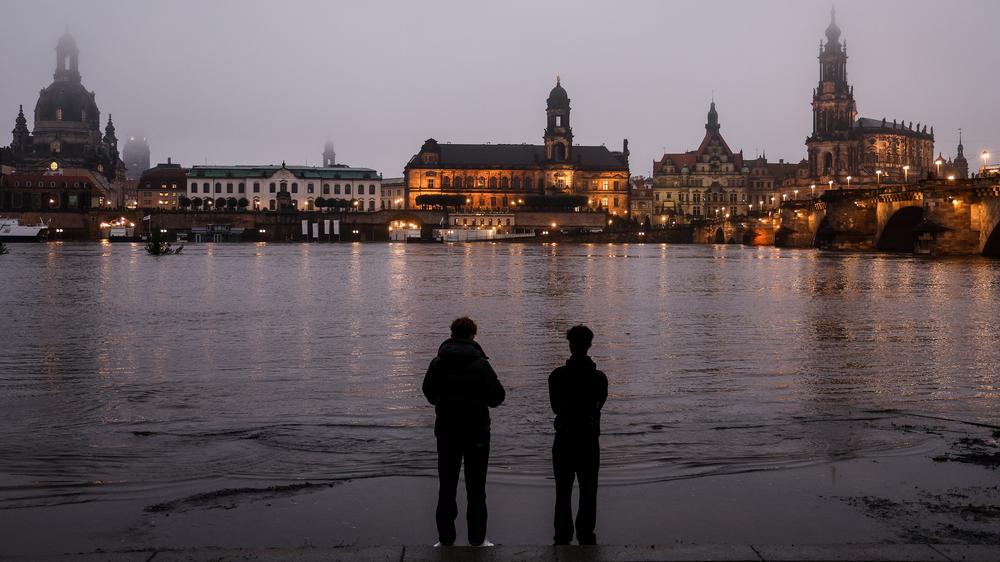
[500,177,509,189]
[454,176,462,188]
[513,177,521,190]
[478,177,486,188]
[489,177,498,189]
[323,183,330,195]
[291,182,298,193]
[226,183,233,193]
[269,182,276,193]
[215,182,222,193]
[554,143,566,161]
[466,176,474,188]
[442,176,451,188]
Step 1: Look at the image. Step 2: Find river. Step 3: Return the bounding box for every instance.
[0,242,997,509]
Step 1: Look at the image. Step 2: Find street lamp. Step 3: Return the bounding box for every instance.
[793,189,799,200]
[903,165,910,182]
[810,183,816,198]
[983,150,991,171]
[827,180,833,192]
[846,175,852,187]
[876,170,883,185]
[935,159,943,178]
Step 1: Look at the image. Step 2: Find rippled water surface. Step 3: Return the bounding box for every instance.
[1,242,998,506]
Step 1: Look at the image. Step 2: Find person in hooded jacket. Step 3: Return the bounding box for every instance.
[548,324,608,545]
[422,317,505,547]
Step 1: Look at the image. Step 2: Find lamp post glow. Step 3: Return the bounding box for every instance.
[983,150,991,171]
[827,180,833,192]
[935,159,943,178]
[876,170,883,185]
[903,165,910,182]
[793,189,799,200]
[846,175,852,187]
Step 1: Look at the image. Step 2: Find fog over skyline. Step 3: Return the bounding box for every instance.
[1,0,997,177]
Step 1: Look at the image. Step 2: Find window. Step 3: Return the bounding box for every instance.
[538,178,545,190]
[369,185,375,195]
[729,193,737,203]
[614,180,620,190]
[428,179,435,189]
[443,176,451,188]
[253,182,260,193]
[190,183,197,194]
[513,177,520,189]
[226,183,233,193]
[269,182,276,193]
[307,183,314,194]
[454,177,463,188]
[291,183,298,193]
[345,185,352,195]
[666,192,672,200]
[489,177,498,189]
[613,197,619,208]
[323,184,330,195]
[56,108,63,121]
[693,206,701,216]
[693,193,701,203]
[478,177,486,188]
[602,180,609,190]
[368,199,375,211]
[239,183,245,194]
[215,183,222,193]
[335,184,341,194]
[203,183,210,193]
[490,196,497,207]
[501,177,509,189]
[280,182,287,193]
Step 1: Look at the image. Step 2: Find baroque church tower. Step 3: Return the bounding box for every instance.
[807,7,858,178]
[544,77,573,162]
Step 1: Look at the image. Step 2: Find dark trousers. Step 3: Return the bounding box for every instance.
[552,432,599,545]
[436,432,490,545]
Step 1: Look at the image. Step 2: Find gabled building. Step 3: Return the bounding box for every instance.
[404,79,630,215]
[652,102,802,221]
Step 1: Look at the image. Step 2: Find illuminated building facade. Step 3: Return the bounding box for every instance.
[404,79,630,215]
[805,8,935,186]
[137,159,188,210]
[652,102,805,221]
[186,162,382,211]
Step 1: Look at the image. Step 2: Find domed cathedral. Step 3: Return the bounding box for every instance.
[405,78,630,215]
[2,33,125,182]
[806,8,934,186]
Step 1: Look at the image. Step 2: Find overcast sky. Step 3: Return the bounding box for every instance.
[1,0,997,177]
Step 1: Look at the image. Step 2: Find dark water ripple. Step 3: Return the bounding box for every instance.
[0,242,998,506]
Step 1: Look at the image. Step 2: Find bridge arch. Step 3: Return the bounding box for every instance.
[984,222,1000,257]
[877,206,923,252]
[713,227,725,244]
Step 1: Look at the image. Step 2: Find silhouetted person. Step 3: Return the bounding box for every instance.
[548,325,608,545]
[422,317,505,546]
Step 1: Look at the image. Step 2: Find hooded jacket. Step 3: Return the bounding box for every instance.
[423,338,506,437]
[548,355,608,436]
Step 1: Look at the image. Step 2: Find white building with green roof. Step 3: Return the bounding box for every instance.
[185,162,382,212]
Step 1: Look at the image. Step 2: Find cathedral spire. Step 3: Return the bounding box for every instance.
[706,100,720,134]
[12,104,31,149]
[825,5,842,51]
[957,128,964,157]
[104,114,117,146]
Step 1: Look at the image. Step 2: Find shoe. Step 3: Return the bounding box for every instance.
[473,539,495,547]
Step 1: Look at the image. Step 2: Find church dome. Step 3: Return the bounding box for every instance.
[825,7,842,46]
[547,78,569,109]
[34,80,100,125]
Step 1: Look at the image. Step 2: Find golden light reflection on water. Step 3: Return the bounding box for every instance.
[1,243,998,490]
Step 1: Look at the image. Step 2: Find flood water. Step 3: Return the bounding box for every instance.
[0,242,998,509]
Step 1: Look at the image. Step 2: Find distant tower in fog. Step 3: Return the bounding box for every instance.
[124,135,150,179]
[323,140,336,167]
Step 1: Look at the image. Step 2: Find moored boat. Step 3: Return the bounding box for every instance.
[0,217,49,242]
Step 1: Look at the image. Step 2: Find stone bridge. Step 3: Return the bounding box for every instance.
[774,178,1000,256]
[691,219,777,246]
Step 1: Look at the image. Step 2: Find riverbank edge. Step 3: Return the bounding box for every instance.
[10,543,1000,561]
